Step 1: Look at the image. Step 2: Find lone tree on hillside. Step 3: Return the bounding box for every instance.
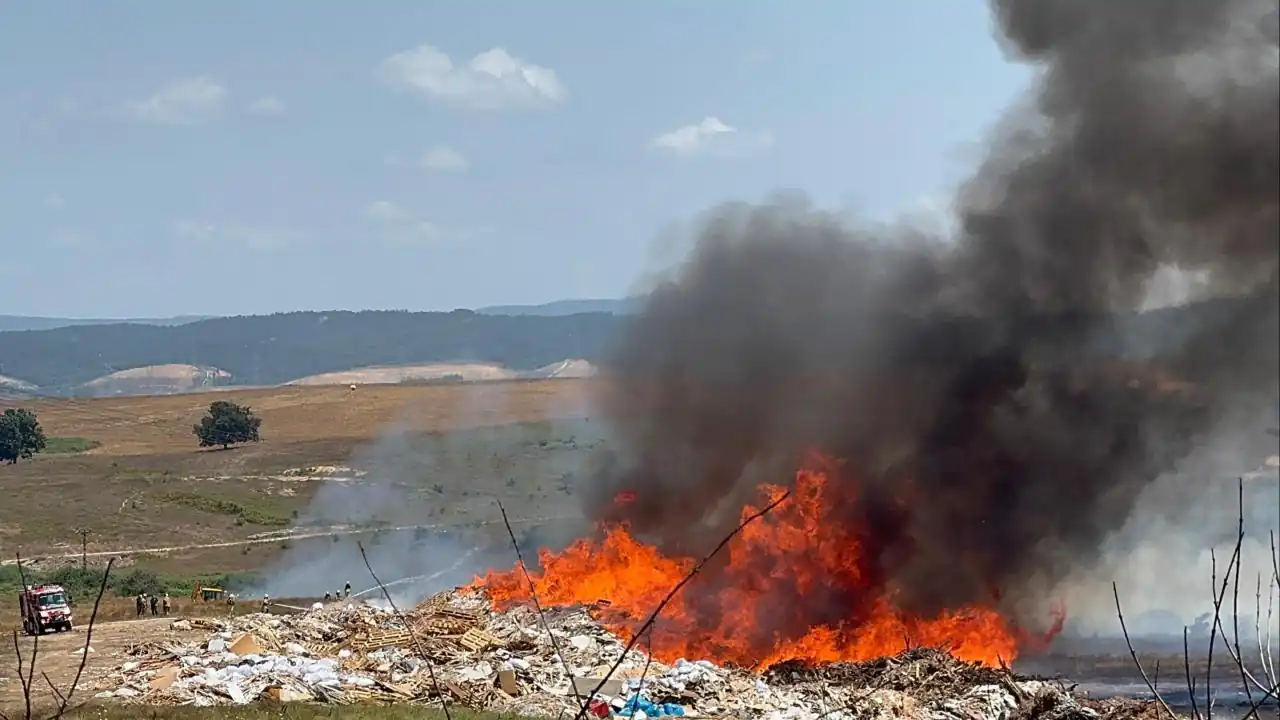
[0,407,47,464]
[194,400,262,450]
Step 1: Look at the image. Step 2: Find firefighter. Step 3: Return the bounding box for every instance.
[161,593,171,616]
[227,593,237,616]
[343,582,351,599]
[135,594,144,618]
[261,593,270,613]
[323,591,331,602]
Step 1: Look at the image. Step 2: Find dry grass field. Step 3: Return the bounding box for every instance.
[26,381,591,456]
[0,380,597,572]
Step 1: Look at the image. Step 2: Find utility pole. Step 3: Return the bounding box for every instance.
[73,528,91,571]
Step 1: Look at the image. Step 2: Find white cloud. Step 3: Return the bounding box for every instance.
[246,96,287,116]
[398,222,442,246]
[174,220,216,241]
[125,77,227,125]
[360,202,451,246]
[650,116,774,157]
[174,220,294,251]
[376,44,566,110]
[362,200,410,223]
[50,228,89,248]
[45,193,66,210]
[420,145,470,171]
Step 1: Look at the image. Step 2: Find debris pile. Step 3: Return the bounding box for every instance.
[93,592,1161,719]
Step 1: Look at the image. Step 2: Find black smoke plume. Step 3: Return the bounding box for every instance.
[585,0,1279,638]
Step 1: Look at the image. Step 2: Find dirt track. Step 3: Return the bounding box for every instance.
[1,514,578,568]
[0,616,208,713]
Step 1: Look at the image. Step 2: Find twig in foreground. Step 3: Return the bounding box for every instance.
[10,630,32,720]
[13,553,39,720]
[572,490,791,720]
[1259,573,1277,692]
[40,673,66,710]
[1227,479,1257,713]
[495,498,582,711]
[357,541,451,720]
[1112,581,1180,720]
[51,556,114,719]
[1184,626,1201,720]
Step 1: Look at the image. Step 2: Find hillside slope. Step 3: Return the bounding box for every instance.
[0,296,1271,397]
[0,315,212,332]
[0,309,621,392]
[476,297,642,316]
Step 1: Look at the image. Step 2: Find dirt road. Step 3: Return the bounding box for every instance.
[2,514,577,567]
[0,616,207,714]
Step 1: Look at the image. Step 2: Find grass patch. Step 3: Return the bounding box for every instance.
[43,436,101,454]
[161,491,291,527]
[0,564,260,600]
[65,703,520,719]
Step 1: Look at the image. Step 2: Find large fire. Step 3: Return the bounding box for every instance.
[475,456,1063,669]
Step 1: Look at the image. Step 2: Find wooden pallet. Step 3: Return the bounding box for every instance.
[343,687,400,703]
[350,629,414,651]
[414,615,477,636]
[305,641,343,657]
[458,627,502,652]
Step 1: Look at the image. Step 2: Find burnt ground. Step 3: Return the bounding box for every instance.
[1018,637,1277,714]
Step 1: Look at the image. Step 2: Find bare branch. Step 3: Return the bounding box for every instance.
[1229,479,1257,711]
[1206,541,1239,719]
[495,498,582,711]
[10,630,32,720]
[13,553,37,720]
[356,541,451,720]
[1272,530,1279,591]
[40,673,66,709]
[1184,627,1201,720]
[1112,581,1180,720]
[572,490,792,720]
[52,556,115,719]
[1261,573,1277,690]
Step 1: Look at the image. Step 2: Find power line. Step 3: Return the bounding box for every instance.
[72,528,91,571]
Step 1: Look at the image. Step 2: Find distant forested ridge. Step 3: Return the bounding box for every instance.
[476,297,642,316]
[0,310,622,391]
[0,296,1271,395]
[0,314,214,332]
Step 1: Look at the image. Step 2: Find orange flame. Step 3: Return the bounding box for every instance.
[476,458,1061,669]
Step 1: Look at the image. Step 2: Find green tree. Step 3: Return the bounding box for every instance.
[0,408,47,464]
[115,568,166,597]
[193,400,262,450]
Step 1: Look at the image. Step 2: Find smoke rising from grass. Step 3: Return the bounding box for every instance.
[256,385,600,603]
[584,0,1279,634]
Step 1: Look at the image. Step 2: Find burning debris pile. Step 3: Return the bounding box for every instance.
[572,0,1280,654]
[479,462,1064,670]
[94,593,1154,720]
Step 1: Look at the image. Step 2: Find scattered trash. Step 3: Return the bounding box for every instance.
[91,590,1162,719]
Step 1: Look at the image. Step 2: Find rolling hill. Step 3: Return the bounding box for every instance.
[0,314,213,332]
[0,295,639,332]
[476,297,641,316]
[0,309,621,394]
[0,295,1272,398]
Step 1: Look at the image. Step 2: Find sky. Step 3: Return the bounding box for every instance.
[0,1,1030,318]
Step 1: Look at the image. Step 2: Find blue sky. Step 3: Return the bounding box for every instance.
[0,1,1030,318]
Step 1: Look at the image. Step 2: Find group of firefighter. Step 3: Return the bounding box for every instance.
[134,592,171,618]
[136,582,354,619]
[324,582,353,603]
[220,582,353,616]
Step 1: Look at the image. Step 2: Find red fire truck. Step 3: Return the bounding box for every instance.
[18,584,74,635]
